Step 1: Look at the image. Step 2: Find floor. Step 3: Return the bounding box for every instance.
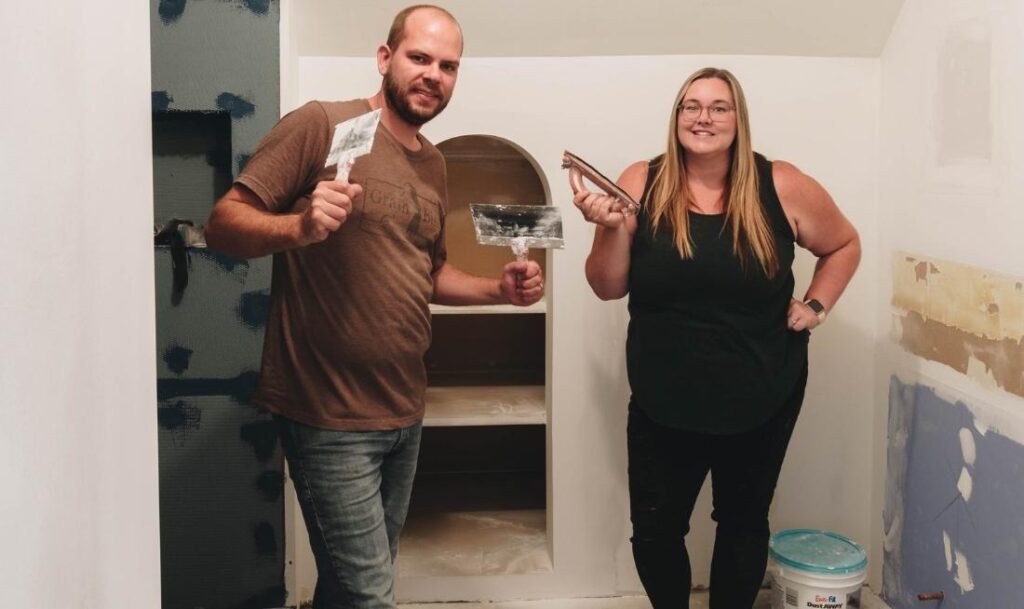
[396,508,550,577]
[396,471,550,577]
[399,588,892,608]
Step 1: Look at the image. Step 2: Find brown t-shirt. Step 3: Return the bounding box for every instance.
[236,99,448,430]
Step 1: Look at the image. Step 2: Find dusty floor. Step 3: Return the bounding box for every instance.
[400,587,891,608]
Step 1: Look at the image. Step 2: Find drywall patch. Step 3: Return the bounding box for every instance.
[216,92,256,119]
[936,18,992,165]
[883,377,1024,609]
[893,253,1024,397]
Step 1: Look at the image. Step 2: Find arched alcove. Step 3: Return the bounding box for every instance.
[397,135,553,579]
[436,134,550,277]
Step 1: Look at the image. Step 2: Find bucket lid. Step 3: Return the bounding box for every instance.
[769,529,867,575]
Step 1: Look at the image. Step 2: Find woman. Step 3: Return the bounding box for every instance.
[571,68,860,609]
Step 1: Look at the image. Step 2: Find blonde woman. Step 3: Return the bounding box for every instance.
[571,68,860,609]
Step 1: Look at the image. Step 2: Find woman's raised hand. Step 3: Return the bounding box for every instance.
[571,175,627,228]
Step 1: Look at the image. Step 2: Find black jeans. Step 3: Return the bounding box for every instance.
[627,369,807,609]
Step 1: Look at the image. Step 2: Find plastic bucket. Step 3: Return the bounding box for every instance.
[768,529,867,609]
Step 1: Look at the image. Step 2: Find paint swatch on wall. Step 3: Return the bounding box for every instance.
[892,252,1024,397]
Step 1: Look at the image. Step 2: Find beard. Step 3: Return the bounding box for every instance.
[383,71,449,127]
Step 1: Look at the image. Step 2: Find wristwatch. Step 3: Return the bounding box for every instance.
[804,299,827,323]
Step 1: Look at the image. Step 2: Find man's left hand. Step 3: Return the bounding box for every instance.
[500,260,544,306]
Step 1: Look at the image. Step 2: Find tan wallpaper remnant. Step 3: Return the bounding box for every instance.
[893,252,1024,398]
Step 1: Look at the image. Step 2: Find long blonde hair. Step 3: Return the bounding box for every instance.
[646,67,778,277]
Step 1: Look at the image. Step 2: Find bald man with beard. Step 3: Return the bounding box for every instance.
[205,6,545,607]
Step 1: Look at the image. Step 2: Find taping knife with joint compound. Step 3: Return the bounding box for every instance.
[325,108,382,181]
[468,204,564,263]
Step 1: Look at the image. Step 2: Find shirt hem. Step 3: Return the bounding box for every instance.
[255,396,424,431]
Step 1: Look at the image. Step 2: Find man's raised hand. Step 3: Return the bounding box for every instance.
[300,180,363,245]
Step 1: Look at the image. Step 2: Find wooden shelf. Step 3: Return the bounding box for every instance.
[423,385,546,427]
[429,300,546,315]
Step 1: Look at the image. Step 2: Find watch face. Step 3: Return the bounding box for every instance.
[805,299,825,315]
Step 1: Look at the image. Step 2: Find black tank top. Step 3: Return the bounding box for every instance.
[626,153,808,434]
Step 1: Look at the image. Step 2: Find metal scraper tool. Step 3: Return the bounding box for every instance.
[561,150,640,215]
[468,204,564,262]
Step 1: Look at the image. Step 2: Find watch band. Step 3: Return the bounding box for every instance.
[804,299,827,322]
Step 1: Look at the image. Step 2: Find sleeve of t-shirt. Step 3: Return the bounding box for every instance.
[235,101,330,213]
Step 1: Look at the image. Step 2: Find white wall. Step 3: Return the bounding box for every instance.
[299,54,879,600]
[879,0,1023,277]
[0,3,161,607]
[873,0,1024,600]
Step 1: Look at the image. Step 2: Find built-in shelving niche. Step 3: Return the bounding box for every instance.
[396,135,552,577]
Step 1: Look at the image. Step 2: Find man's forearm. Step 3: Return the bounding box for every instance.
[205,195,306,259]
[431,263,505,306]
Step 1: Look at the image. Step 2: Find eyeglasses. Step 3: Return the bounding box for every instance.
[677,102,735,123]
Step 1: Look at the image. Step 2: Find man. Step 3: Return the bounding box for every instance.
[204,5,544,607]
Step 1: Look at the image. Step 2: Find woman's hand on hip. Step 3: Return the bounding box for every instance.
[786,298,821,332]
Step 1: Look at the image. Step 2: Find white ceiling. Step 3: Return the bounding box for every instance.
[296,0,906,58]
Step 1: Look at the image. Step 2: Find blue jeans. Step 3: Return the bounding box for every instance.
[275,415,422,609]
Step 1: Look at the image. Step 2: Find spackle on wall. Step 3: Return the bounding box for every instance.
[942,531,952,571]
[953,550,975,593]
[195,249,249,275]
[240,0,270,16]
[239,420,277,462]
[152,90,174,112]
[163,343,194,375]
[256,471,284,502]
[253,521,277,556]
[956,467,973,502]
[158,0,187,25]
[959,427,976,464]
[158,400,201,431]
[216,92,256,119]
[238,290,270,330]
